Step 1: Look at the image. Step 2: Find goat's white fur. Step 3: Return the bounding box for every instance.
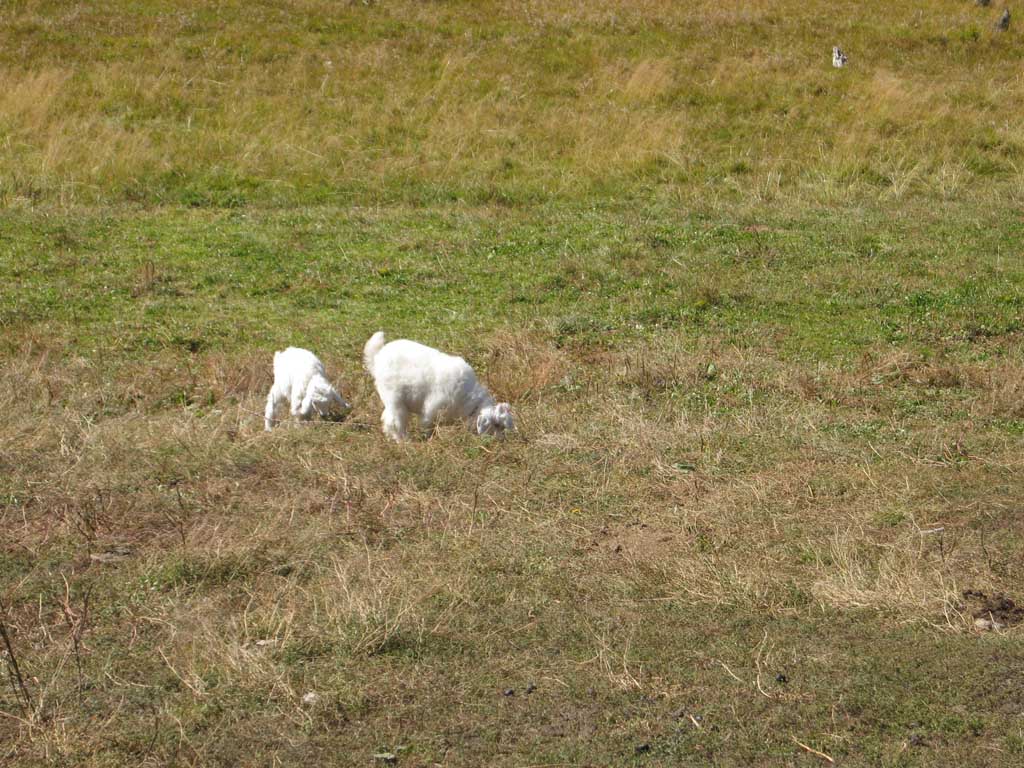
[264,347,351,431]
[363,331,514,442]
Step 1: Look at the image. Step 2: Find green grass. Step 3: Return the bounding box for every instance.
[4,203,1022,361]
[3,1,1024,766]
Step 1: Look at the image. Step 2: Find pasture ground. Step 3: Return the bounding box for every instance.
[2,2,1024,766]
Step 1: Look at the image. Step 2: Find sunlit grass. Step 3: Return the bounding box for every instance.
[2,1,1024,207]
[3,2,1024,766]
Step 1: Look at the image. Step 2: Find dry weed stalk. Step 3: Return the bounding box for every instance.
[0,599,33,715]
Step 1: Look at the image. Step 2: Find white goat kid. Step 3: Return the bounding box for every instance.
[264,347,351,431]
[363,331,514,442]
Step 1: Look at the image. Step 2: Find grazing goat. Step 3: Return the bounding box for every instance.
[363,331,513,442]
[264,347,350,431]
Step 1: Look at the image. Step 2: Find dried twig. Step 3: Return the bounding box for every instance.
[158,649,204,698]
[0,600,32,714]
[142,703,161,760]
[754,628,773,699]
[792,736,834,763]
[59,575,92,698]
[717,660,744,684]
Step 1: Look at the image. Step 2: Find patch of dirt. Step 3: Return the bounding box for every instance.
[573,520,679,565]
[963,590,1024,627]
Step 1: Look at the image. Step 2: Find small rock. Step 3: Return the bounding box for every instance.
[775,673,788,684]
[909,733,926,747]
[302,691,321,706]
[503,688,515,697]
[90,545,133,564]
[526,683,536,694]
[974,617,1004,631]
[373,753,397,764]
[635,743,651,755]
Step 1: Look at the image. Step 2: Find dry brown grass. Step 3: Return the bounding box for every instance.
[3,1,1024,207]
[3,1,1024,762]
[3,316,1024,764]
[482,330,570,403]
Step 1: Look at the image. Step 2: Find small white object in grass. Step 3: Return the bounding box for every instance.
[264,347,351,431]
[832,46,848,68]
[302,691,321,706]
[363,331,514,442]
[974,617,1003,631]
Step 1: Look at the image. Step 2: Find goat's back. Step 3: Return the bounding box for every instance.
[274,347,326,385]
[371,338,477,394]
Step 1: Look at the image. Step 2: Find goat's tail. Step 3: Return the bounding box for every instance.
[363,331,386,371]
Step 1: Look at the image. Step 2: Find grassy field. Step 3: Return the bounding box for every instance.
[2,1,1024,766]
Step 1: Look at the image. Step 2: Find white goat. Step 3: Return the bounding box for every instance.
[264,347,351,431]
[363,331,513,442]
